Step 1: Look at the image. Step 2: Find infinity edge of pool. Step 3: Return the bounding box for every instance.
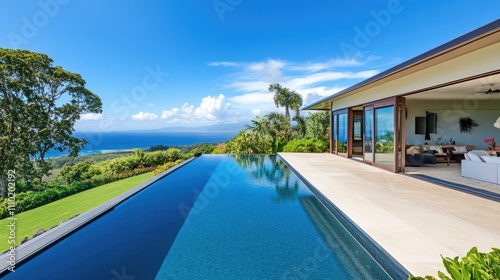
[0,157,197,274]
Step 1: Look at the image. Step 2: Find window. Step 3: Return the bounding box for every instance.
[374,106,395,169]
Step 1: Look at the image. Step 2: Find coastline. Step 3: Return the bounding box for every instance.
[45,131,235,159]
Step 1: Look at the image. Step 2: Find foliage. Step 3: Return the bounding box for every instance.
[0,48,102,198]
[265,112,292,152]
[153,159,184,176]
[103,148,182,175]
[283,138,328,153]
[305,112,330,140]
[292,114,307,138]
[225,130,271,154]
[59,161,97,183]
[268,83,303,119]
[188,144,216,155]
[0,147,187,217]
[408,247,500,280]
[47,152,133,169]
[0,172,153,253]
[211,143,226,154]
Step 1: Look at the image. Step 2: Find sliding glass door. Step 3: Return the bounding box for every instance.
[374,106,395,170]
[332,110,348,155]
[363,107,373,162]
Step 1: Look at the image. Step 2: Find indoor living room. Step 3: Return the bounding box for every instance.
[403,73,500,195]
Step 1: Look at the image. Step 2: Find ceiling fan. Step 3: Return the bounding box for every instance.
[476,84,500,94]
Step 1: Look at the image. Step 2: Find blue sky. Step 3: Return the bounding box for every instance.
[1,1,499,131]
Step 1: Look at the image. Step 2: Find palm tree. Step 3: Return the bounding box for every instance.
[292,114,307,138]
[268,83,303,119]
[265,112,291,153]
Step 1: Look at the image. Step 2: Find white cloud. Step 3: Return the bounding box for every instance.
[208,61,239,67]
[161,94,233,123]
[288,58,363,72]
[161,107,179,119]
[229,93,274,105]
[252,109,262,116]
[80,113,103,121]
[131,112,158,121]
[288,70,379,89]
[204,57,382,122]
[246,59,285,82]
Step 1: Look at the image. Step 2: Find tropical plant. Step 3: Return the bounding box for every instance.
[153,159,184,176]
[305,111,330,140]
[292,114,307,138]
[268,83,303,119]
[265,112,292,153]
[408,247,500,280]
[225,130,270,154]
[283,138,328,153]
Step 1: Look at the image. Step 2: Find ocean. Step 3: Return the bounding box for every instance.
[46,131,236,158]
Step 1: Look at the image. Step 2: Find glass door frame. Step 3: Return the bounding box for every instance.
[363,105,374,163]
[331,109,348,157]
[362,97,404,173]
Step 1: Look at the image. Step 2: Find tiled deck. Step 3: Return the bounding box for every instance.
[279,153,500,278]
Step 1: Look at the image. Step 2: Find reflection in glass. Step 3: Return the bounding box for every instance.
[338,113,347,153]
[375,106,395,169]
[353,114,362,141]
[364,108,373,162]
[332,113,337,153]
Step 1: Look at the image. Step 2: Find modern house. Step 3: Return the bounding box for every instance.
[304,19,500,173]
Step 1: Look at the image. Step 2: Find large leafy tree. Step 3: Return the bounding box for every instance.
[305,111,330,140]
[0,48,102,198]
[268,83,303,119]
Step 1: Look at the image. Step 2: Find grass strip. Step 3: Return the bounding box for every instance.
[0,172,154,253]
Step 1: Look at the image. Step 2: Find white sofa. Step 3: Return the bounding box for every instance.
[461,151,500,184]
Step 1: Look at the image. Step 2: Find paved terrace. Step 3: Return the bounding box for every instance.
[279,153,500,278]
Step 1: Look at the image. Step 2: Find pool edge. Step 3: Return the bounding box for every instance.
[278,154,411,280]
[0,157,198,274]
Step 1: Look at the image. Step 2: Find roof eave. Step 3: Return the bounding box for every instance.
[302,18,500,110]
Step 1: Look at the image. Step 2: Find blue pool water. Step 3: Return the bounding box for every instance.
[1,155,391,279]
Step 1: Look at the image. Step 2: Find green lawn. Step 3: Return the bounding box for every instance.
[0,172,154,253]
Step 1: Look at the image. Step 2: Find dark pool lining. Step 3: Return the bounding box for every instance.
[279,155,410,280]
[0,156,199,277]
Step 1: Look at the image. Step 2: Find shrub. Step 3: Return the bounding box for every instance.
[283,138,328,153]
[408,247,500,280]
[59,161,92,183]
[153,159,184,176]
[211,143,226,154]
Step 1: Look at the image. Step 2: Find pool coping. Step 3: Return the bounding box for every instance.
[278,154,411,280]
[0,157,197,274]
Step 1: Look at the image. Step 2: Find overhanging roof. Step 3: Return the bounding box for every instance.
[303,19,500,110]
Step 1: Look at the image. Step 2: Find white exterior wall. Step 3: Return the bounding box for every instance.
[331,42,500,110]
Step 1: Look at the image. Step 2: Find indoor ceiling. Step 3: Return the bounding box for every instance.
[405,73,500,100]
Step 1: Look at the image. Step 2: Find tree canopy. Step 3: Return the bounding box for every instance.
[268,83,303,119]
[0,48,102,198]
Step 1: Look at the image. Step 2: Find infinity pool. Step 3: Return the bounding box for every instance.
[1,155,391,279]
